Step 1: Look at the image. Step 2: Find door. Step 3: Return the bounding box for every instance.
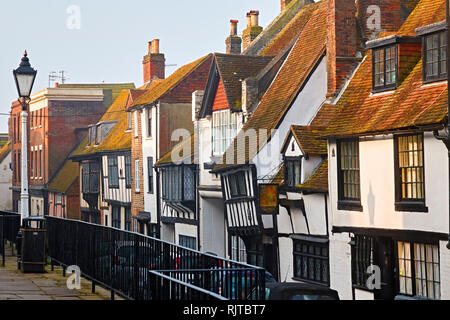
[374,237,395,300]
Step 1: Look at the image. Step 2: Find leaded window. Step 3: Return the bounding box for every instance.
[161,166,195,202]
[125,155,132,188]
[285,158,301,187]
[338,140,361,201]
[397,241,440,299]
[395,134,425,205]
[294,239,329,286]
[351,235,375,289]
[373,45,397,90]
[112,206,121,229]
[108,156,119,188]
[424,31,447,82]
[179,235,197,250]
[227,171,248,198]
[82,161,99,194]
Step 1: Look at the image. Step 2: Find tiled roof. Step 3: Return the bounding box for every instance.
[71,89,131,157]
[155,135,196,166]
[0,141,11,164]
[259,1,323,56]
[214,54,274,111]
[324,0,448,137]
[214,2,328,171]
[290,125,327,155]
[47,158,79,193]
[297,158,328,193]
[131,54,213,108]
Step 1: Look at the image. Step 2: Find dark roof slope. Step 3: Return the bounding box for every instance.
[288,125,327,155]
[214,1,328,171]
[214,54,274,111]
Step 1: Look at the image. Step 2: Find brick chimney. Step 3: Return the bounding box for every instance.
[226,20,242,54]
[281,0,293,11]
[242,11,263,52]
[326,0,358,99]
[356,0,403,42]
[143,39,165,83]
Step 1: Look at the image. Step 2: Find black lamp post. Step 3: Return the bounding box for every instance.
[13,51,37,224]
[13,51,37,268]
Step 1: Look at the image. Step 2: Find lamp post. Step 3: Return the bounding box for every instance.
[13,51,37,224]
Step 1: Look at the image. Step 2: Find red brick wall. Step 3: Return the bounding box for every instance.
[131,109,144,225]
[143,53,166,83]
[327,0,357,98]
[66,178,81,220]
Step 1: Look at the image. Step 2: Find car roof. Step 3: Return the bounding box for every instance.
[266,282,338,293]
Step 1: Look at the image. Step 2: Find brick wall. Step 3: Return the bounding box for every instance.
[143,53,165,83]
[131,109,144,225]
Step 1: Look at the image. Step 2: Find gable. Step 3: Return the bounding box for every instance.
[212,79,229,112]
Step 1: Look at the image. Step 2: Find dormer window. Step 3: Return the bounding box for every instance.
[285,157,301,188]
[373,45,397,91]
[423,31,447,82]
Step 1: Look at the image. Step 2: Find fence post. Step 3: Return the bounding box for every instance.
[134,234,139,300]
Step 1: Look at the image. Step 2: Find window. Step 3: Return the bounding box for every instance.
[108,156,119,188]
[125,155,132,188]
[39,149,42,178]
[293,239,329,286]
[30,148,34,178]
[112,206,121,229]
[227,171,248,198]
[125,207,132,231]
[247,239,264,268]
[179,235,197,250]
[338,140,361,210]
[82,161,100,194]
[88,126,96,145]
[134,111,139,137]
[161,166,195,202]
[147,157,154,194]
[394,134,426,211]
[285,158,301,187]
[135,159,140,193]
[373,45,397,91]
[147,108,152,138]
[231,236,247,263]
[212,110,238,156]
[351,235,375,289]
[397,241,440,299]
[55,193,62,205]
[127,112,132,131]
[423,31,447,82]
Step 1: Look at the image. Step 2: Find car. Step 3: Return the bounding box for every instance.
[265,282,340,300]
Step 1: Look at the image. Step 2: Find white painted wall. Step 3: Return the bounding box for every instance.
[0,151,12,211]
[142,106,157,224]
[329,133,449,234]
[278,237,294,282]
[440,240,450,300]
[329,232,353,300]
[251,56,327,181]
[199,197,226,257]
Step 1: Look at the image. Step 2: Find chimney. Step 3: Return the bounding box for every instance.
[226,20,242,54]
[192,90,204,123]
[326,0,358,99]
[242,77,258,120]
[281,0,293,11]
[356,0,403,42]
[242,11,263,52]
[143,39,166,83]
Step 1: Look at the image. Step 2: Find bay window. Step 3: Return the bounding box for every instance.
[161,165,195,202]
[82,161,100,194]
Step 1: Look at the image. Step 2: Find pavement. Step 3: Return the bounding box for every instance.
[0,244,121,300]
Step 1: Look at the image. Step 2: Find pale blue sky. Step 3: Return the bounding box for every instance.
[0,0,282,132]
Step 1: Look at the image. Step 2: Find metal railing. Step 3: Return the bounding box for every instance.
[0,211,20,266]
[46,216,266,300]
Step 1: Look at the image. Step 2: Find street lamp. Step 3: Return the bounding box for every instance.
[13,51,37,224]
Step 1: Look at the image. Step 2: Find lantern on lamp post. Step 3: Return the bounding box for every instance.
[13,51,37,223]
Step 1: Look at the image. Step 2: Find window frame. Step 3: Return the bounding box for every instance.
[395,240,441,300]
[147,157,154,194]
[179,235,197,250]
[393,133,428,212]
[212,110,238,156]
[82,161,100,194]
[124,207,132,231]
[107,156,120,189]
[135,159,140,193]
[284,156,302,188]
[351,235,375,291]
[112,206,121,229]
[125,155,132,189]
[422,31,447,83]
[337,139,363,211]
[293,239,330,287]
[146,108,152,138]
[372,45,398,92]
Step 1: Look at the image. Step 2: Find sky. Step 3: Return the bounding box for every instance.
[0,0,282,133]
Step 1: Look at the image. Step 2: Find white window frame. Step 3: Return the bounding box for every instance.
[135,159,140,193]
[212,110,238,156]
[134,111,139,137]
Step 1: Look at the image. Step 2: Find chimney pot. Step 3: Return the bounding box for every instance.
[250,10,259,27]
[230,19,238,36]
[246,13,252,28]
[151,39,160,54]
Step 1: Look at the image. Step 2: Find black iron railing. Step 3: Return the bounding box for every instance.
[0,211,20,266]
[46,217,265,301]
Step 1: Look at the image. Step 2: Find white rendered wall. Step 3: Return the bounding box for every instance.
[199,197,226,256]
[0,152,12,211]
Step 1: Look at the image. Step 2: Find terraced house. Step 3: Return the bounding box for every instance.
[128,44,213,238]
[322,0,449,300]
